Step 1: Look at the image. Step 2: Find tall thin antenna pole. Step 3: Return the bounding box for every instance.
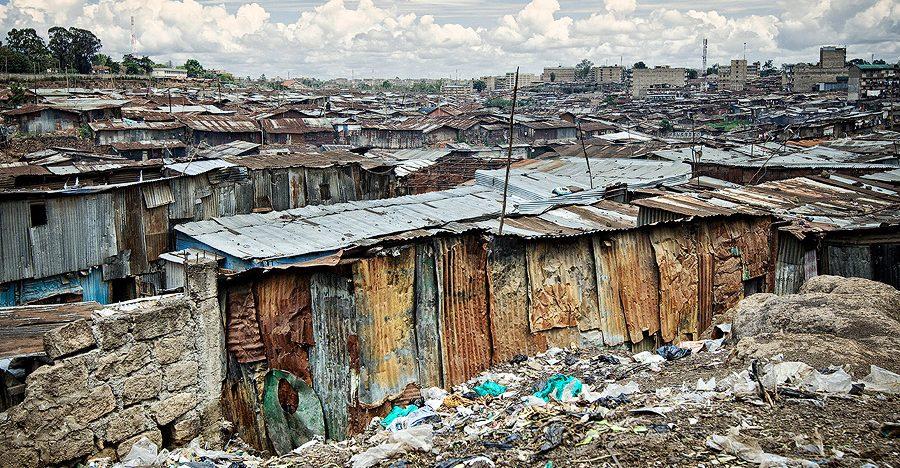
[498,67,519,236]
[130,16,136,55]
[577,121,594,189]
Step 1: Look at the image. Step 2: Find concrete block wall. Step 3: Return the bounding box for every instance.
[0,259,224,467]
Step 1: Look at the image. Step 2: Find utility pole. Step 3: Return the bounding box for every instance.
[498,67,520,236]
[577,121,594,189]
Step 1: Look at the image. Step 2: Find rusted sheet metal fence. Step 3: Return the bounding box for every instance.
[221,215,777,447]
[487,238,547,363]
[309,271,355,441]
[435,236,492,386]
[352,248,419,406]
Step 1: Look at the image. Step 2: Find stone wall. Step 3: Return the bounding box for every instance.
[0,259,225,467]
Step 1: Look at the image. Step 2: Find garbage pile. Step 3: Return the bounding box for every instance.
[90,277,900,467]
[92,338,900,468]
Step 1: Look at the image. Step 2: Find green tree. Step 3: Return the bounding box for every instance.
[8,82,27,106]
[686,69,698,79]
[381,80,392,89]
[184,58,204,77]
[6,28,48,57]
[473,79,486,92]
[549,72,556,82]
[122,54,154,74]
[848,58,869,66]
[48,27,101,73]
[633,61,647,69]
[873,59,886,65]
[575,59,594,80]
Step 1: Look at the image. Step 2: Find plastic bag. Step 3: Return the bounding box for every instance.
[474,380,507,397]
[381,404,418,428]
[533,374,583,402]
[656,345,691,361]
[862,365,900,394]
[121,437,160,467]
[350,424,434,468]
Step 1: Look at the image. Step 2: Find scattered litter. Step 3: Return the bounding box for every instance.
[656,345,691,361]
[474,380,507,397]
[381,405,418,428]
[629,406,673,417]
[632,351,665,365]
[862,365,900,394]
[536,422,565,457]
[350,424,434,468]
[120,437,161,467]
[696,377,716,391]
[707,427,816,467]
[533,374,583,402]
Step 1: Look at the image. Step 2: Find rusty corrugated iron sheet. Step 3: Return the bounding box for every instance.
[352,248,419,407]
[650,225,700,342]
[221,356,272,453]
[591,237,628,346]
[487,237,547,364]
[435,236,491,386]
[309,271,354,440]
[612,230,660,343]
[526,238,601,335]
[413,243,443,388]
[225,283,267,363]
[255,272,314,383]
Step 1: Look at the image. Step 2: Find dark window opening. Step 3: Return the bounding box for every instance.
[743,275,765,297]
[319,183,332,201]
[29,203,47,227]
[111,278,137,303]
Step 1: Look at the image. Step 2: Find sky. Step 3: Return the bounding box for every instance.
[0,0,896,79]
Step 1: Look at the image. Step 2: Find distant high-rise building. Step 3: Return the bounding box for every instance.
[631,66,686,98]
[820,46,847,69]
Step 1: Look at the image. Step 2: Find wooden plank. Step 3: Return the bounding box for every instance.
[487,237,547,364]
[434,236,491,386]
[414,243,443,388]
[309,271,354,441]
[352,248,418,406]
[613,231,660,343]
[0,302,100,358]
[591,237,628,346]
[255,272,314,383]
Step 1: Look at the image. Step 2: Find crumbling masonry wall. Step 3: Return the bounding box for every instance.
[0,259,225,467]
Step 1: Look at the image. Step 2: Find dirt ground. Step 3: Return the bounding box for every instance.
[211,344,899,468]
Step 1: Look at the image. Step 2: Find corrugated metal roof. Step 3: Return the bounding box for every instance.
[89,119,185,132]
[165,159,236,176]
[475,157,692,208]
[654,143,896,169]
[180,115,259,133]
[633,175,900,237]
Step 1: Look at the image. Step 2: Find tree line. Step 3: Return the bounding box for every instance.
[0,27,233,82]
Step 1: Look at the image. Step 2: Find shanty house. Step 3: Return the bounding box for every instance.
[259,118,334,145]
[180,115,261,146]
[89,119,187,145]
[174,185,779,448]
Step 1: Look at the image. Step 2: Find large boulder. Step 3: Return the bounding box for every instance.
[731,276,900,374]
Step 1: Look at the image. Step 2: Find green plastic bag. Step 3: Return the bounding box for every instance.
[533,374,583,402]
[474,380,507,397]
[381,404,418,427]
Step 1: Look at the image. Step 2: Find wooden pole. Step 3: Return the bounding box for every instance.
[498,67,519,236]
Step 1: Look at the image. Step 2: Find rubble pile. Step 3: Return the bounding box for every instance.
[88,277,900,467]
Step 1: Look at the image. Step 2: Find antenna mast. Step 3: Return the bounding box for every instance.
[130,16,136,54]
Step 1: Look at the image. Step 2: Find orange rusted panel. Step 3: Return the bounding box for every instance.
[225,282,266,363]
[352,247,418,406]
[612,230,660,343]
[487,237,547,364]
[650,225,700,342]
[435,235,491,386]
[254,271,314,383]
[526,238,600,334]
[591,237,628,346]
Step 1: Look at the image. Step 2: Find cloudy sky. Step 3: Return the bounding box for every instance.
[0,0,896,79]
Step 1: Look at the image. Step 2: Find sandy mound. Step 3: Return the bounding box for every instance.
[731,276,900,374]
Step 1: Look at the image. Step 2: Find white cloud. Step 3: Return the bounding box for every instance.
[0,0,896,78]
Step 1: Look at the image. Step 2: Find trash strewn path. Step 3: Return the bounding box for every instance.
[107,341,900,467]
[102,276,900,467]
